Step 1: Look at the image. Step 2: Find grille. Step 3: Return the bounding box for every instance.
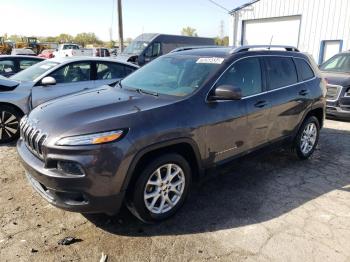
[326,85,341,101]
[20,116,47,160]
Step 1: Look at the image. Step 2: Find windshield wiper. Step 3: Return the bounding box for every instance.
[136,88,158,97]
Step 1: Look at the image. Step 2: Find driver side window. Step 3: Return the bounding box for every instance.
[145,43,161,58]
[49,62,91,84]
[216,57,262,97]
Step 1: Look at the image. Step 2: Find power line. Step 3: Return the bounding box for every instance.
[207,0,230,12]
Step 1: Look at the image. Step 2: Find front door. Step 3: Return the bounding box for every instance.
[31,61,93,108]
[204,56,267,163]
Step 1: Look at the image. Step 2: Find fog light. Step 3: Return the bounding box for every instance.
[57,161,85,176]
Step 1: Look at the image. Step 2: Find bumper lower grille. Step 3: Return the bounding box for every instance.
[326,85,342,101]
[20,116,47,159]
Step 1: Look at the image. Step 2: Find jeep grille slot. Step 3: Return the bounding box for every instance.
[20,116,47,160]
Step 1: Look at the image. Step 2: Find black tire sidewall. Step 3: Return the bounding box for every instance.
[0,105,22,144]
[295,116,320,160]
[131,153,192,223]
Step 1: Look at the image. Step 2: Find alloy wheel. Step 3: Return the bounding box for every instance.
[144,163,186,214]
[300,122,317,155]
[0,110,19,141]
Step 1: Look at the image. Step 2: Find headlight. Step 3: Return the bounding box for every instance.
[56,130,124,146]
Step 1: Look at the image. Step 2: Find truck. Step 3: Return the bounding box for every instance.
[116,33,216,66]
[53,44,93,58]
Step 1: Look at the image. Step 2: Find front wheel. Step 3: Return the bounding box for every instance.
[294,116,320,160]
[128,153,192,223]
[0,105,22,144]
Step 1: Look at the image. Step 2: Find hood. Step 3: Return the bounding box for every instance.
[0,77,19,92]
[321,71,350,87]
[28,85,175,139]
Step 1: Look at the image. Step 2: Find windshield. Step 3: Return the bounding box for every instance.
[11,60,59,82]
[123,41,149,55]
[121,55,222,97]
[320,53,350,72]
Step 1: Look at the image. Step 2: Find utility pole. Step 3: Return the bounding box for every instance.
[117,0,124,52]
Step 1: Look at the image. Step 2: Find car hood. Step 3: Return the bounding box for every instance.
[27,85,176,139]
[0,77,20,91]
[321,71,350,87]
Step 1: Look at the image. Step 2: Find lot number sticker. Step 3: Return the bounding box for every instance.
[196,57,224,64]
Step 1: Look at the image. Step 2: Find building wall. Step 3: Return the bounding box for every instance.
[229,0,350,62]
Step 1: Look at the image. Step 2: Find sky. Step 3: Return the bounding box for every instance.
[0,0,248,41]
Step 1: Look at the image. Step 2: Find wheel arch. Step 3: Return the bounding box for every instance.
[122,138,204,193]
[0,102,25,117]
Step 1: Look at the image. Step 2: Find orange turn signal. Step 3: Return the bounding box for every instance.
[92,132,123,144]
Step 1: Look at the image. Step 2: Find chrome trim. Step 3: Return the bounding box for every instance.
[20,121,47,160]
[326,84,342,102]
[206,55,316,102]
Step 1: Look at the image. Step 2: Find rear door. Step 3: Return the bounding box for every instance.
[94,62,137,87]
[31,61,94,108]
[262,56,307,142]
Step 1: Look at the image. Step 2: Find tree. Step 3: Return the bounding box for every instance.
[181,27,198,37]
[214,36,229,46]
[74,32,102,47]
[57,33,74,43]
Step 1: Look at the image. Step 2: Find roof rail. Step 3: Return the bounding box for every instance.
[231,45,300,53]
[169,45,221,53]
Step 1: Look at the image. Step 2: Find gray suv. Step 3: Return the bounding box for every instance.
[0,57,138,143]
[17,46,326,223]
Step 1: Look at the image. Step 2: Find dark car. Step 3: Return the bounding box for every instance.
[17,45,326,223]
[93,48,110,57]
[0,55,44,77]
[319,51,350,119]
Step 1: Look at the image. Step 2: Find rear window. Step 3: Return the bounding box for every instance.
[265,57,298,90]
[295,58,315,81]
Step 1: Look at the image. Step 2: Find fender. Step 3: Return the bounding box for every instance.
[121,137,204,192]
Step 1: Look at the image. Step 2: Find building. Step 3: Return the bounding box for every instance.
[229,0,350,64]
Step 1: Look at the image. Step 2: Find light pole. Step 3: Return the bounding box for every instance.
[117,0,124,52]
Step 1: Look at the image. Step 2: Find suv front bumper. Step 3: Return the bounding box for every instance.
[326,97,350,119]
[17,138,126,215]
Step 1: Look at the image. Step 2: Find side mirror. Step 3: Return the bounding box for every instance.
[209,85,242,101]
[55,49,58,52]
[41,76,56,86]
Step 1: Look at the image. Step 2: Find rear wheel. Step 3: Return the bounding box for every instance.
[294,116,320,160]
[0,105,22,144]
[128,153,191,223]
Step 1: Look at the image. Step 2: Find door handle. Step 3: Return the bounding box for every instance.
[299,89,309,96]
[254,100,268,108]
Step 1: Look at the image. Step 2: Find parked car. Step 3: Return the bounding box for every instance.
[0,57,138,143]
[53,44,93,58]
[319,51,350,119]
[0,55,44,77]
[38,49,55,59]
[11,48,36,56]
[117,33,215,66]
[17,45,326,223]
[93,48,110,57]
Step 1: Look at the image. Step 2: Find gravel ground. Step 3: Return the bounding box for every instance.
[0,119,349,262]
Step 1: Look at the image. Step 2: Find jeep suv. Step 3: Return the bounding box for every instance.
[319,51,350,119]
[17,45,326,223]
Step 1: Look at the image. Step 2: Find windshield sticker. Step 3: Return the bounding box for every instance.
[196,57,224,64]
[40,64,55,69]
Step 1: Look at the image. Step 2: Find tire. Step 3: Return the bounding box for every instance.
[128,153,192,223]
[0,105,23,144]
[294,116,320,160]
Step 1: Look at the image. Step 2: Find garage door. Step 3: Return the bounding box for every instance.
[242,16,301,47]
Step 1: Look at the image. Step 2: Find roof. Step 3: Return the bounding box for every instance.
[229,0,260,14]
[168,47,232,58]
[0,55,44,60]
[48,56,139,68]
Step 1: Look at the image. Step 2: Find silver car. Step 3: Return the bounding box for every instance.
[0,57,138,143]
